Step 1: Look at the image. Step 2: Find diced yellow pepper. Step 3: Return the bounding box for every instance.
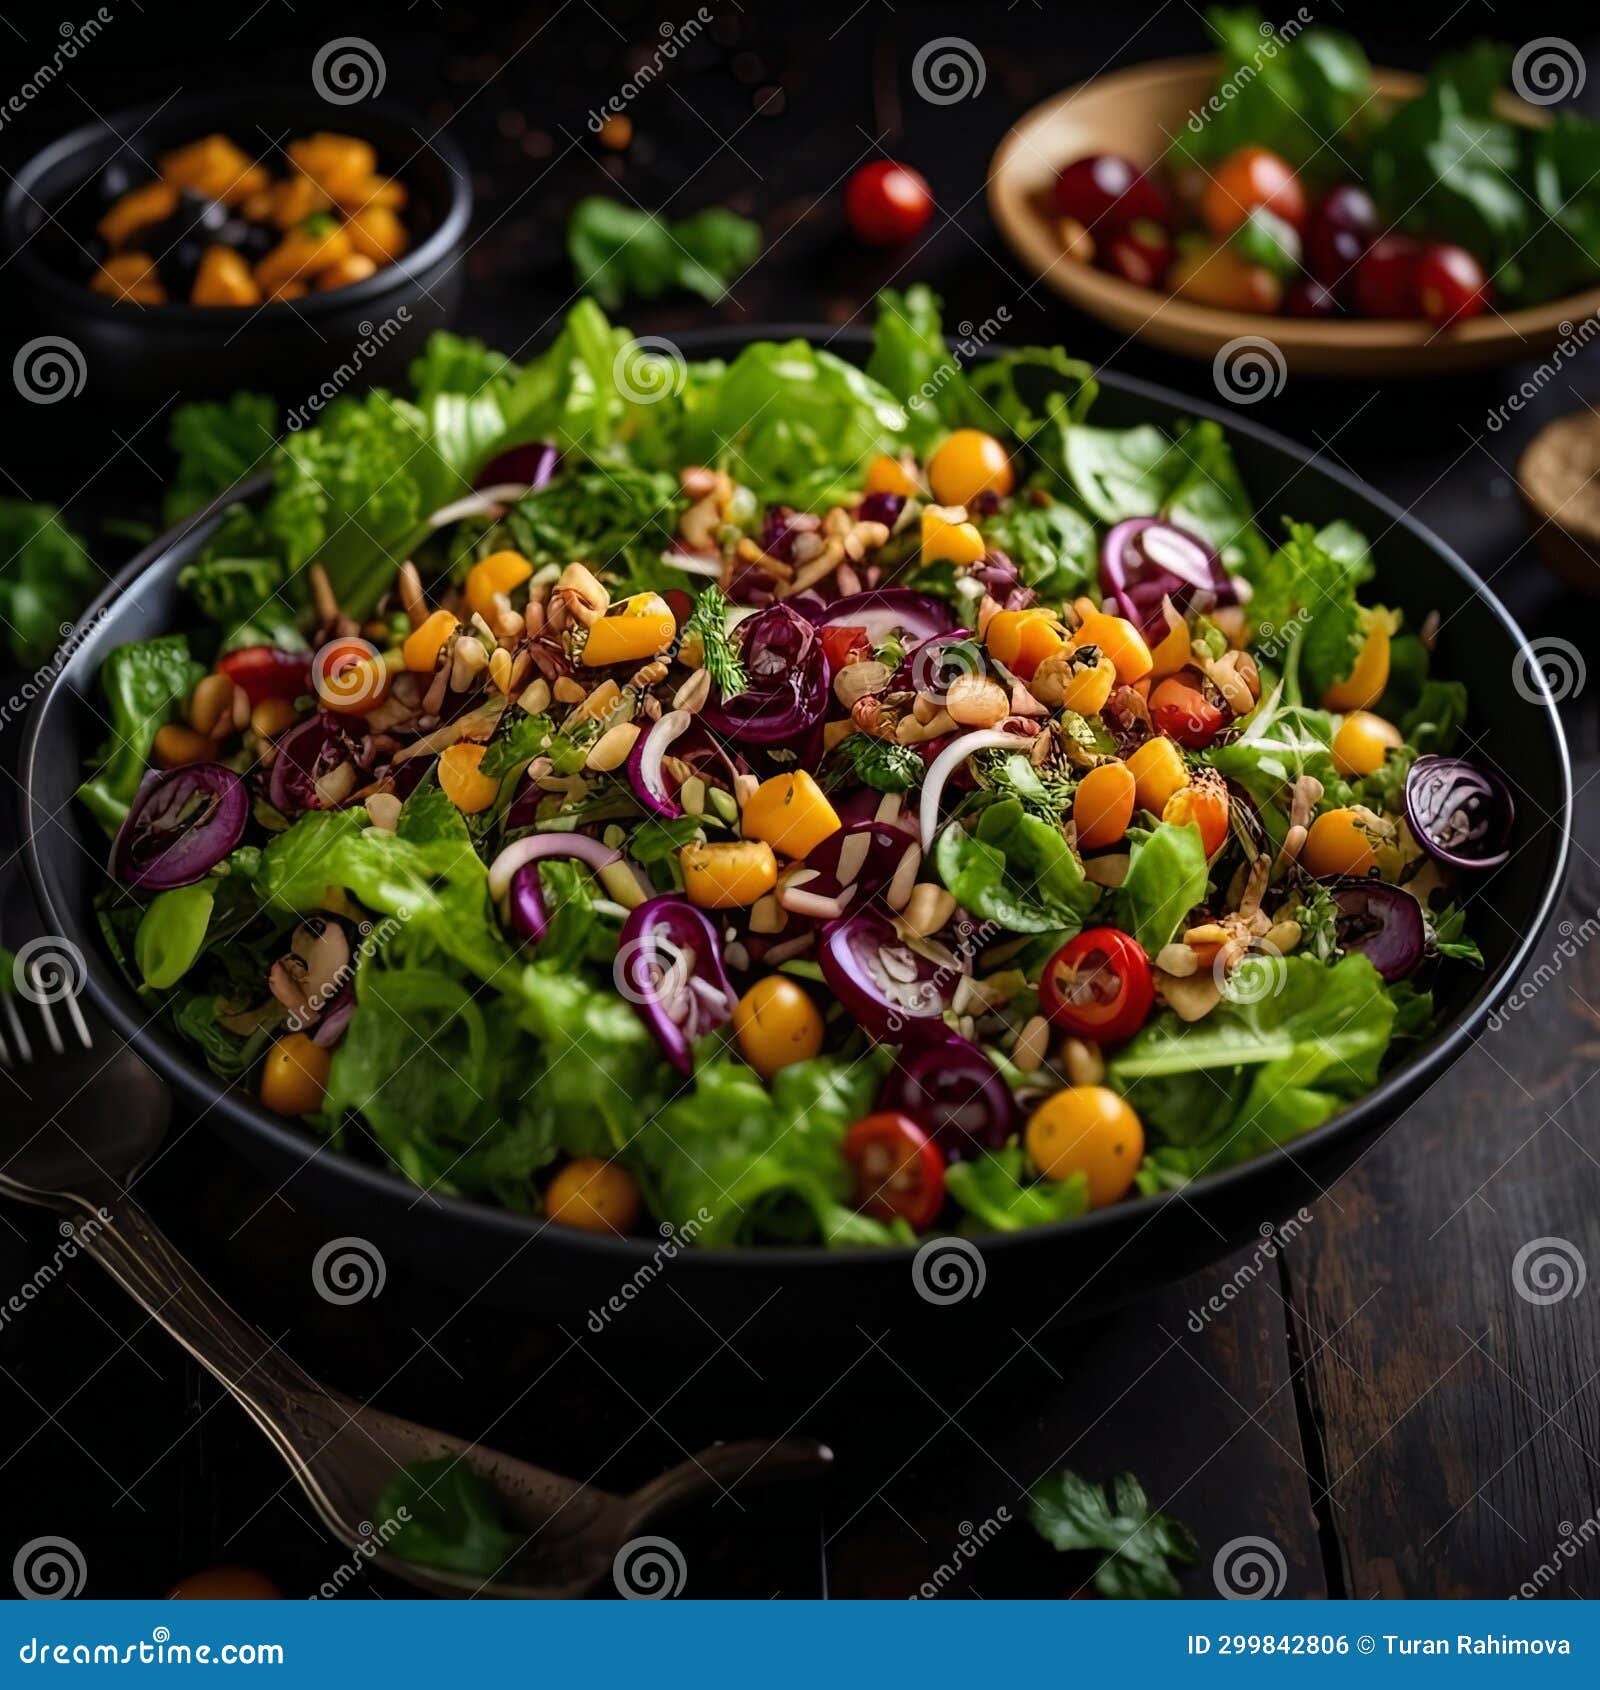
[741,771,841,860]
[345,206,407,265]
[984,607,1064,680]
[465,550,534,620]
[1322,609,1397,712]
[403,609,458,673]
[254,222,353,294]
[438,742,499,814]
[191,246,262,307]
[91,252,165,304]
[1147,613,1191,678]
[1071,609,1153,685]
[1125,735,1190,816]
[920,507,986,566]
[160,134,266,204]
[680,841,778,909]
[97,181,177,248]
[581,592,677,667]
[864,453,920,497]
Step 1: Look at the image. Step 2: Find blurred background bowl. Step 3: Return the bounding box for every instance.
[2,88,471,419]
[988,55,1600,378]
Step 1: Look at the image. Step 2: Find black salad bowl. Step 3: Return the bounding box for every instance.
[2,89,470,419]
[19,330,1572,1381]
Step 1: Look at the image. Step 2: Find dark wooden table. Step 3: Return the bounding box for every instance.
[2,1,1597,1600]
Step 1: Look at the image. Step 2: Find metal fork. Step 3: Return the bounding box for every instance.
[0,954,92,1067]
[0,973,829,1597]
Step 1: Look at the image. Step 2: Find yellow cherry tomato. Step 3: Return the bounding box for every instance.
[864,453,921,497]
[1025,1086,1144,1208]
[1056,650,1117,716]
[1168,244,1284,313]
[1321,609,1395,712]
[985,607,1065,679]
[1301,806,1390,878]
[1162,768,1230,857]
[1071,610,1152,685]
[1125,735,1189,816]
[1073,761,1137,850]
[545,1157,640,1235]
[1331,710,1403,778]
[928,429,1015,507]
[680,840,779,908]
[403,609,458,673]
[582,592,678,668]
[733,976,826,1079]
[920,508,987,566]
[259,1033,330,1117]
[438,742,499,813]
[741,770,841,860]
[465,549,533,620]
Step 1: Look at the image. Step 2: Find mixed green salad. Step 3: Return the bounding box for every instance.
[82,287,1505,1248]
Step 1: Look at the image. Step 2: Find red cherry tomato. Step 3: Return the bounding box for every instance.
[842,1112,946,1229]
[1149,674,1226,749]
[1285,277,1340,317]
[1351,232,1424,319]
[1039,927,1154,1045]
[1055,153,1170,235]
[819,623,873,672]
[1305,184,1377,298]
[217,645,312,705]
[1415,242,1490,326]
[1202,146,1307,236]
[845,161,933,246]
[1103,216,1172,288]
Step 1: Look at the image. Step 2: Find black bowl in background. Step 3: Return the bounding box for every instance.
[2,89,471,419]
[18,332,1572,1380]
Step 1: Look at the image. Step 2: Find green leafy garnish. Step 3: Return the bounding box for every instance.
[1027,1468,1198,1599]
[837,733,922,793]
[567,196,761,310]
[376,1457,526,1579]
[0,501,100,666]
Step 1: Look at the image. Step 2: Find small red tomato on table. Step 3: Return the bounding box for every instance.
[1415,242,1490,326]
[845,160,933,246]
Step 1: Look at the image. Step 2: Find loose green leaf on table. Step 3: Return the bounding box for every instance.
[1028,1467,1199,1598]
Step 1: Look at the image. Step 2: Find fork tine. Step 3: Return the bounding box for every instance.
[33,993,64,1058]
[2,995,31,1066]
[62,992,92,1051]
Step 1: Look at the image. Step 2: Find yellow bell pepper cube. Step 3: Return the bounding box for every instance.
[403,609,458,673]
[91,253,165,305]
[1147,613,1191,678]
[1322,608,1398,712]
[97,181,178,248]
[921,507,986,567]
[191,246,262,307]
[253,222,353,294]
[680,841,778,909]
[984,607,1065,680]
[1125,736,1190,816]
[438,742,499,814]
[1071,609,1153,685]
[465,550,534,620]
[741,771,841,861]
[345,206,408,265]
[287,134,379,197]
[582,593,678,667]
[160,134,267,204]
[864,453,921,497]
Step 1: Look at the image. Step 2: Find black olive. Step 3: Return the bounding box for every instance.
[177,188,229,235]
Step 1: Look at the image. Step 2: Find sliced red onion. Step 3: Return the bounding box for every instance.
[918,729,1037,853]
[700,602,828,747]
[488,831,622,902]
[617,895,736,1073]
[878,1034,1018,1160]
[312,984,355,1048]
[856,491,905,528]
[1404,755,1513,871]
[1324,878,1426,983]
[475,442,559,491]
[268,712,368,815]
[1100,518,1236,639]
[628,710,692,820]
[801,589,954,647]
[818,911,956,1044]
[111,764,248,891]
[802,821,915,905]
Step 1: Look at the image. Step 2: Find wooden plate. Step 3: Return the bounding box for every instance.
[988,55,1600,378]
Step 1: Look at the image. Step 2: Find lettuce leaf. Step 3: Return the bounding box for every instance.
[0,500,100,667]
[1113,821,1209,955]
[78,634,205,833]
[946,1148,1088,1233]
[933,798,1099,935]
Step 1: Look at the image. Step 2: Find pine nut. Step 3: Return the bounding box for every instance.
[1012,1015,1050,1074]
[520,676,552,715]
[397,561,427,629]
[364,793,402,832]
[1061,1037,1105,1086]
[885,843,922,912]
[553,676,586,704]
[945,674,1011,728]
[187,673,234,737]
[586,722,640,772]
[673,668,712,713]
[489,647,513,694]
[901,882,956,938]
[251,697,298,739]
